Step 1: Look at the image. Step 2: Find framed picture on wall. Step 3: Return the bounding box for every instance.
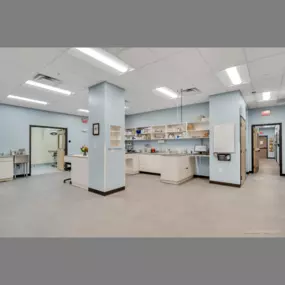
[93,123,100,136]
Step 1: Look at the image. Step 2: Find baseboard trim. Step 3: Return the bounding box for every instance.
[15,174,31,178]
[88,186,125,196]
[209,180,241,188]
[194,175,209,179]
[139,171,160,176]
[267,157,276,159]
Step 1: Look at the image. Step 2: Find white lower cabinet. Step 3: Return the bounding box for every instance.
[138,154,161,174]
[0,157,13,182]
[125,154,139,174]
[160,155,195,184]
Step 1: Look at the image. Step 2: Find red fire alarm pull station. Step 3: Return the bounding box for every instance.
[261,110,271,116]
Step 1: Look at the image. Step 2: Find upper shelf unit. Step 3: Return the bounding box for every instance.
[125,121,210,141]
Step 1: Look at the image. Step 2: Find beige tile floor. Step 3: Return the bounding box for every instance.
[0,159,284,237]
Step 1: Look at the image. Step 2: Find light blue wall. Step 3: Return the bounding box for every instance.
[126,102,209,128]
[126,102,210,176]
[259,127,275,158]
[209,91,246,185]
[248,105,285,173]
[0,104,88,156]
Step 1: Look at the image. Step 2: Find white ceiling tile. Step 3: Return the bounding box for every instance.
[252,75,282,92]
[248,53,285,80]
[256,100,278,108]
[199,48,246,71]
[186,72,226,95]
[244,94,256,103]
[118,48,157,69]
[245,48,285,62]
[103,48,129,56]
[42,52,111,89]
[164,49,212,78]
[136,59,187,90]
[277,91,285,98]
[149,48,186,60]
[247,102,257,109]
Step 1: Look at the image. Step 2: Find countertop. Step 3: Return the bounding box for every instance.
[72,155,88,158]
[0,155,13,158]
[127,152,210,157]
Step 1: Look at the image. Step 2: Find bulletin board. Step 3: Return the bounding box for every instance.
[213,123,235,153]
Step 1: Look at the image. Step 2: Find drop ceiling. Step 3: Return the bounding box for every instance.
[1,47,285,115]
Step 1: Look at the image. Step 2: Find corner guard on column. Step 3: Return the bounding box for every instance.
[88,186,125,196]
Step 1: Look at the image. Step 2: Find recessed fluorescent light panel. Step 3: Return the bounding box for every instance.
[217,64,250,87]
[262,92,271,101]
[25,80,72,96]
[7,95,48,105]
[77,109,89,113]
[68,48,134,75]
[153,87,179,99]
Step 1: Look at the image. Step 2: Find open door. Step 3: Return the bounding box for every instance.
[253,127,260,173]
[240,117,246,185]
[57,130,66,171]
[258,136,268,159]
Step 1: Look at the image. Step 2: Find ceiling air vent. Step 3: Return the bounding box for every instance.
[33,73,61,86]
[181,87,201,96]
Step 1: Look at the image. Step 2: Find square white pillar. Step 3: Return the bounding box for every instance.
[88,81,125,195]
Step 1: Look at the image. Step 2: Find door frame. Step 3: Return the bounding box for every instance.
[251,123,282,176]
[258,135,268,159]
[29,125,68,176]
[240,116,246,184]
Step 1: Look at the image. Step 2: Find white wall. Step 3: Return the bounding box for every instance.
[31,128,58,164]
[0,104,88,157]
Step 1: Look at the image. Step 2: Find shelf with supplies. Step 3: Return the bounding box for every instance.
[125,120,210,141]
[110,125,122,148]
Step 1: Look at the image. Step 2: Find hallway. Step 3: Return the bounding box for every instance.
[258,159,280,176]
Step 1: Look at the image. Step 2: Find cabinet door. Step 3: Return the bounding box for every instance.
[0,161,13,179]
[139,155,160,173]
[139,155,150,171]
[151,155,161,173]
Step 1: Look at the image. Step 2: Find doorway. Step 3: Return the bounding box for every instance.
[29,125,68,176]
[251,123,282,176]
[258,136,268,159]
